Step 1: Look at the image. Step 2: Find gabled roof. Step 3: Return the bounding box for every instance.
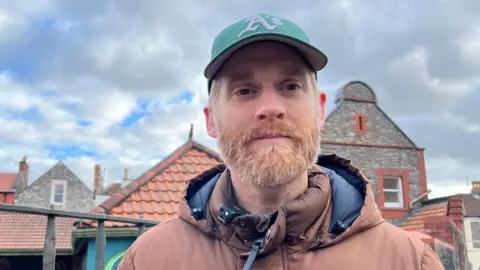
[459,193,480,217]
[17,161,93,195]
[87,139,223,227]
[325,80,420,149]
[0,173,16,192]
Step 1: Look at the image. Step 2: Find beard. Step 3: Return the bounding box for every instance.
[217,119,321,188]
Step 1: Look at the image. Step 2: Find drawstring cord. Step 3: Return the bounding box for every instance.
[243,237,265,270]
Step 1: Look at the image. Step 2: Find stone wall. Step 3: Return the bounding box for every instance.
[321,81,426,216]
[323,101,415,147]
[16,162,94,212]
[321,144,422,204]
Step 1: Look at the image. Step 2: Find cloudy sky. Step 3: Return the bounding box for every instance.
[0,0,478,199]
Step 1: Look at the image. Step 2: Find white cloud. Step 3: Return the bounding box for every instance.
[0,0,477,204]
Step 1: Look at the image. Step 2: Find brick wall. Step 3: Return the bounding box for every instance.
[321,81,427,219]
[16,162,94,212]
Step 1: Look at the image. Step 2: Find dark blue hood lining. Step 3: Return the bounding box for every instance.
[186,158,366,236]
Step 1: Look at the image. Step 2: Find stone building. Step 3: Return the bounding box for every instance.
[14,159,95,212]
[321,81,429,221]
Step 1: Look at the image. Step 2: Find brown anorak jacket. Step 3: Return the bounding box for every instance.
[118,155,444,270]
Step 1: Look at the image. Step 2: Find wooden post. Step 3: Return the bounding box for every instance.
[138,215,145,237]
[95,219,106,270]
[138,224,145,237]
[43,205,56,270]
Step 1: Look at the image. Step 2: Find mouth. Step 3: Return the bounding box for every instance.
[253,134,290,140]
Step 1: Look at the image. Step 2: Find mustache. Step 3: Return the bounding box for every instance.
[243,122,300,142]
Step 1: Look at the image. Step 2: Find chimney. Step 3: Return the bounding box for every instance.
[13,156,29,194]
[121,168,132,188]
[448,195,465,232]
[94,164,103,195]
[19,156,29,187]
[471,181,480,195]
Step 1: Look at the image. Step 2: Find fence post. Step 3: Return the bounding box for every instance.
[138,215,145,237]
[95,219,106,270]
[43,204,56,270]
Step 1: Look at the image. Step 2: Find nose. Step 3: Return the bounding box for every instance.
[254,88,286,121]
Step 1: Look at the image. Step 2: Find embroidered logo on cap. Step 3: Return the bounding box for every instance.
[238,14,283,38]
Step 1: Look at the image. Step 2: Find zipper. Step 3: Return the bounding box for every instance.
[242,236,266,270]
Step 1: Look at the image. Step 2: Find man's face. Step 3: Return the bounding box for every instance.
[204,41,327,188]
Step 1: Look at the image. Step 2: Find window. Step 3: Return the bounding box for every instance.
[471,221,480,248]
[50,180,67,206]
[354,113,368,133]
[376,168,410,212]
[383,176,404,208]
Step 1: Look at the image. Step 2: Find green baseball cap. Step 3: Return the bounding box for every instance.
[204,13,328,93]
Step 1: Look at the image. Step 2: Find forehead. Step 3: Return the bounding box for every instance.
[216,41,313,80]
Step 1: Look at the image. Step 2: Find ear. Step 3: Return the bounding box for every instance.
[317,90,327,127]
[203,105,218,138]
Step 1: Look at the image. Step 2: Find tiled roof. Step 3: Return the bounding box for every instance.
[460,193,480,217]
[398,202,448,232]
[0,211,75,253]
[85,140,222,227]
[0,173,16,192]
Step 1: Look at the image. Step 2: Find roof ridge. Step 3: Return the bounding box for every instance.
[90,140,195,214]
[191,140,223,162]
[89,139,223,216]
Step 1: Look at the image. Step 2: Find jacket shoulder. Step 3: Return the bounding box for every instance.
[420,244,445,270]
[372,222,444,269]
[117,218,210,269]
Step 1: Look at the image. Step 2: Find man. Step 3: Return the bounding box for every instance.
[118,13,444,270]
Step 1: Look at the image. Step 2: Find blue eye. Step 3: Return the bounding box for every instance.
[285,83,299,91]
[237,89,252,95]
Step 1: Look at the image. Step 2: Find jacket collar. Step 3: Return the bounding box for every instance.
[178,154,384,256]
[205,165,333,255]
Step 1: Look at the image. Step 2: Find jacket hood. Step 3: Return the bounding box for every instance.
[177,154,384,264]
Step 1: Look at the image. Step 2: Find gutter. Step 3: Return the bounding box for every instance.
[409,189,432,210]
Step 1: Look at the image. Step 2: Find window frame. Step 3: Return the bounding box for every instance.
[382,176,404,208]
[50,179,67,207]
[376,168,410,211]
[471,221,480,249]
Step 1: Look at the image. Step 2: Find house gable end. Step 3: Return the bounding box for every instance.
[323,81,418,148]
[16,161,94,211]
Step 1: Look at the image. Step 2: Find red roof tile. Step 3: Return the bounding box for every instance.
[0,173,16,192]
[85,140,222,227]
[0,211,75,253]
[398,202,448,232]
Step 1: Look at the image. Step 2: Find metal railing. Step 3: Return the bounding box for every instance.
[0,203,160,270]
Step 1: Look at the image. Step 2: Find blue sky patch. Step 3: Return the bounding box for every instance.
[30,17,57,30]
[119,98,154,128]
[47,144,100,160]
[39,90,57,97]
[77,120,92,127]
[170,91,195,104]
[7,107,42,123]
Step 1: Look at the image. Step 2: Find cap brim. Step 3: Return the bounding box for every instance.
[204,33,328,80]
